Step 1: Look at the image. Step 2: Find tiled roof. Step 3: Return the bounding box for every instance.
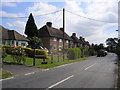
[71,34,80,43]
[1,25,28,41]
[38,25,73,41]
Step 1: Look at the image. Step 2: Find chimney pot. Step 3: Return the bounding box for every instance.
[72,33,76,36]
[60,28,63,31]
[46,22,52,27]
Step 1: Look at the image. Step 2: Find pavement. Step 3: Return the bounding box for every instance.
[2,63,43,77]
[1,53,118,89]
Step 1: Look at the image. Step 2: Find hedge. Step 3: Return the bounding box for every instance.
[2,45,48,58]
[24,47,48,58]
[66,48,82,60]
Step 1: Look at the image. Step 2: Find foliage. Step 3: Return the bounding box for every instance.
[24,47,48,58]
[28,36,43,48]
[10,46,26,64]
[66,48,81,60]
[116,39,120,59]
[25,13,38,38]
[2,45,12,54]
[88,47,97,56]
[106,38,118,52]
[2,47,7,60]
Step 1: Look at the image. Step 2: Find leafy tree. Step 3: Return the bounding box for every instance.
[106,38,118,52]
[25,13,38,38]
[116,39,120,59]
[28,37,43,48]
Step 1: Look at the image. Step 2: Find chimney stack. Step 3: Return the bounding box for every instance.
[46,22,52,27]
[72,33,76,36]
[60,28,63,31]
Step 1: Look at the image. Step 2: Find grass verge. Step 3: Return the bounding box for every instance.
[3,55,86,69]
[0,70,13,79]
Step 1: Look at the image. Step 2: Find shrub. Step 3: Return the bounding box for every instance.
[66,48,81,60]
[88,48,96,56]
[11,46,26,64]
[24,47,48,58]
[1,45,7,61]
[2,48,7,60]
[2,45,12,54]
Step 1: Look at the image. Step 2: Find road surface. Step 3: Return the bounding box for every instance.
[2,53,118,89]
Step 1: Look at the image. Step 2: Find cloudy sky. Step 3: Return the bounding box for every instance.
[0,0,119,45]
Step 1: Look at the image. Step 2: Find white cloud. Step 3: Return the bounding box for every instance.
[0,11,25,17]
[1,2,16,7]
[3,1,118,45]
[6,21,26,35]
[25,1,118,45]
[63,0,118,44]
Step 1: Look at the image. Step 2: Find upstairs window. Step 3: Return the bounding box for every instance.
[53,38,57,41]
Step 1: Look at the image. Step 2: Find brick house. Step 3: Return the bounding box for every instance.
[79,36,90,49]
[38,22,73,53]
[1,25,28,47]
[71,33,81,48]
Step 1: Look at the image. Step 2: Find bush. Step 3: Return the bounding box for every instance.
[2,45,12,54]
[11,46,26,64]
[1,45,7,61]
[24,47,48,58]
[88,48,96,56]
[2,48,7,59]
[66,48,81,60]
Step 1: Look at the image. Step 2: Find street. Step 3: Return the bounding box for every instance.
[2,53,118,89]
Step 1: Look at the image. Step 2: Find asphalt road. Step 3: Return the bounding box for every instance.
[2,53,118,89]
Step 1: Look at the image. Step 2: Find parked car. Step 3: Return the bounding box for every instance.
[26,45,49,52]
[97,49,107,57]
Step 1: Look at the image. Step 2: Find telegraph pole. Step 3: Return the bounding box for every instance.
[63,8,65,61]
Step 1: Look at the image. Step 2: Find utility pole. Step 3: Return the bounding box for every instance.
[63,8,65,61]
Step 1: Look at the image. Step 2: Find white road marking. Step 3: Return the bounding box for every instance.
[25,72,35,75]
[47,75,74,89]
[84,63,97,70]
[0,77,14,81]
[42,69,49,71]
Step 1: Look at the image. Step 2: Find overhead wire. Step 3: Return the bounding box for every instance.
[0,10,62,19]
[66,10,117,24]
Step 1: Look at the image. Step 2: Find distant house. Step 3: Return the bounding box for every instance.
[1,25,28,47]
[79,36,90,49]
[71,33,81,48]
[38,22,73,53]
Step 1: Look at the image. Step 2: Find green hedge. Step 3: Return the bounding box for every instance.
[24,47,48,58]
[66,48,82,60]
[2,45,12,54]
[2,45,48,58]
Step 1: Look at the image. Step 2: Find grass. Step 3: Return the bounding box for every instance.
[0,70,13,79]
[3,55,86,69]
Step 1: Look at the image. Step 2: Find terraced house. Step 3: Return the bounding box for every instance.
[1,25,28,47]
[38,22,73,53]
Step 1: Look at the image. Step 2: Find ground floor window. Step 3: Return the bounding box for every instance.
[16,42,19,46]
[21,43,25,46]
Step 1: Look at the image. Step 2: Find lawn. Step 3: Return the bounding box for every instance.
[0,70,13,79]
[3,55,86,69]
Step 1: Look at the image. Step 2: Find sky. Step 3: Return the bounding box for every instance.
[0,0,119,46]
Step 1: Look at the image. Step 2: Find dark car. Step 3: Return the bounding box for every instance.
[97,49,107,57]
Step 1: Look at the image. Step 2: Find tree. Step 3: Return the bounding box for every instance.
[106,38,118,52]
[25,13,38,38]
[28,37,43,48]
